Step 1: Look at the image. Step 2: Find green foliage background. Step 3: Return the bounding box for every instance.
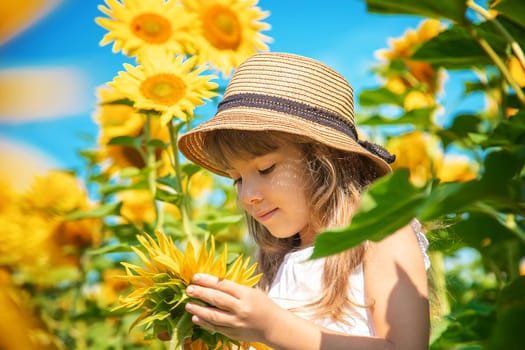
[314,1,525,349]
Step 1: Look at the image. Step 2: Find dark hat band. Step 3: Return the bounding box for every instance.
[217,93,396,164]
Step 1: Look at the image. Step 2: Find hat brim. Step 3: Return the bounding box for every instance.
[178,107,392,178]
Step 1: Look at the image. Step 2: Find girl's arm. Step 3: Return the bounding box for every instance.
[184,224,429,349]
[364,223,430,350]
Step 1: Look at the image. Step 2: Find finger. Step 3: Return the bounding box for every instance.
[190,314,235,338]
[186,302,237,328]
[192,273,246,298]
[186,284,237,311]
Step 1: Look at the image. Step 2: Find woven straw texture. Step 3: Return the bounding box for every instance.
[178,52,392,177]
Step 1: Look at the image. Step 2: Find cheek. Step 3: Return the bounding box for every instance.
[269,163,307,192]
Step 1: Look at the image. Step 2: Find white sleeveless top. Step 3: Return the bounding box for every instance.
[267,220,430,336]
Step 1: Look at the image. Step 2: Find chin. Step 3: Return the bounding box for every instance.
[268,229,300,240]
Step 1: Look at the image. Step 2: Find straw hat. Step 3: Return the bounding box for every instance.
[178,52,395,177]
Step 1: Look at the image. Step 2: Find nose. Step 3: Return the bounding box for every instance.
[239,178,263,206]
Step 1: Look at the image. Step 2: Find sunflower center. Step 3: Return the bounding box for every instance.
[202,5,242,50]
[140,74,186,106]
[130,13,172,44]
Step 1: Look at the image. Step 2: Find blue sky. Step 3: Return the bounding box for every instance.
[0,1,452,178]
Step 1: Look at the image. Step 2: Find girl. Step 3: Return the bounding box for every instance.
[177,52,430,350]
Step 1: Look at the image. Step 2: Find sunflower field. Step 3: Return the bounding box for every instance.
[0,0,524,349]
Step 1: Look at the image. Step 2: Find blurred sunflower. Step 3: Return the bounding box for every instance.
[1,171,101,274]
[438,154,478,183]
[94,86,173,176]
[93,86,144,144]
[96,0,196,58]
[0,277,61,350]
[387,131,478,186]
[509,57,525,87]
[376,19,445,96]
[182,0,272,77]
[114,230,262,349]
[386,131,443,187]
[0,211,53,268]
[118,189,157,226]
[109,52,218,125]
[21,170,88,216]
[187,170,214,199]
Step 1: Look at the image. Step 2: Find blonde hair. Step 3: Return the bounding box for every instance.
[202,130,382,323]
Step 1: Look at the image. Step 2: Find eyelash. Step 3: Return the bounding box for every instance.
[259,164,275,175]
[232,164,275,185]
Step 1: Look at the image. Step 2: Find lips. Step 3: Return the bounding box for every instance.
[254,208,278,221]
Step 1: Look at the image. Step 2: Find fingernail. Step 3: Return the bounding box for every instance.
[186,286,194,294]
[185,302,193,311]
[193,274,202,281]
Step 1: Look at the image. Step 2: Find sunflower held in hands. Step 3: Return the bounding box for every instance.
[113,230,266,349]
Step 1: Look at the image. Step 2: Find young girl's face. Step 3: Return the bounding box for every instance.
[226,143,314,246]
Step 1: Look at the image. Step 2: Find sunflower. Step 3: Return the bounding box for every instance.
[109,51,218,124]
[182,0,272,77]
[386,131,443,187]
[438,155,478,183]
[375,19,444,95]
[113,230,262,349]
[96,0,197,58]
[21,170,88,217]
[94,86,175,176]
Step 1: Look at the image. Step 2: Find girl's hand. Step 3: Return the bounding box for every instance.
[184,273,283,343]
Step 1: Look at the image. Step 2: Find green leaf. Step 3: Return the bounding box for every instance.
[181,163,202,179]
[155,188,183,205]
[412,21,511,69]
[172,311,194,350]
[412,26,491,69]
[453,213,517,249]
[437,114,482,147]
[359,107,435,128]
[489,276,525,350]
[100,97,134,106]
[111,223,142,241]
[496,276,525,310]
[492,0,525,28]
[205,215,245,233]
[65,202,122,220]
[86,243,134,255]
[480,111,525,148]
[365,0,467,23]
[77,149,99,162]
[418,181,479,221]
[157,174,180,189]
[480,148,525,185]
[146,138,168,148]
[312,170,427,259]
[358,87,404,107]
[99,181,148,196]
[108,135,141,148]
[431,301,495,347]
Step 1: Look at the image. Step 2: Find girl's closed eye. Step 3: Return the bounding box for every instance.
[259,164,275,175]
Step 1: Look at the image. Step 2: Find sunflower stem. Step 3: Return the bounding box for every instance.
[145,113,162,231]
[467,0,525,72]
[467,24,525,108]
[168,120,195,244]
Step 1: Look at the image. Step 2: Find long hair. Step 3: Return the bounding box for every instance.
[202,130,382,323]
